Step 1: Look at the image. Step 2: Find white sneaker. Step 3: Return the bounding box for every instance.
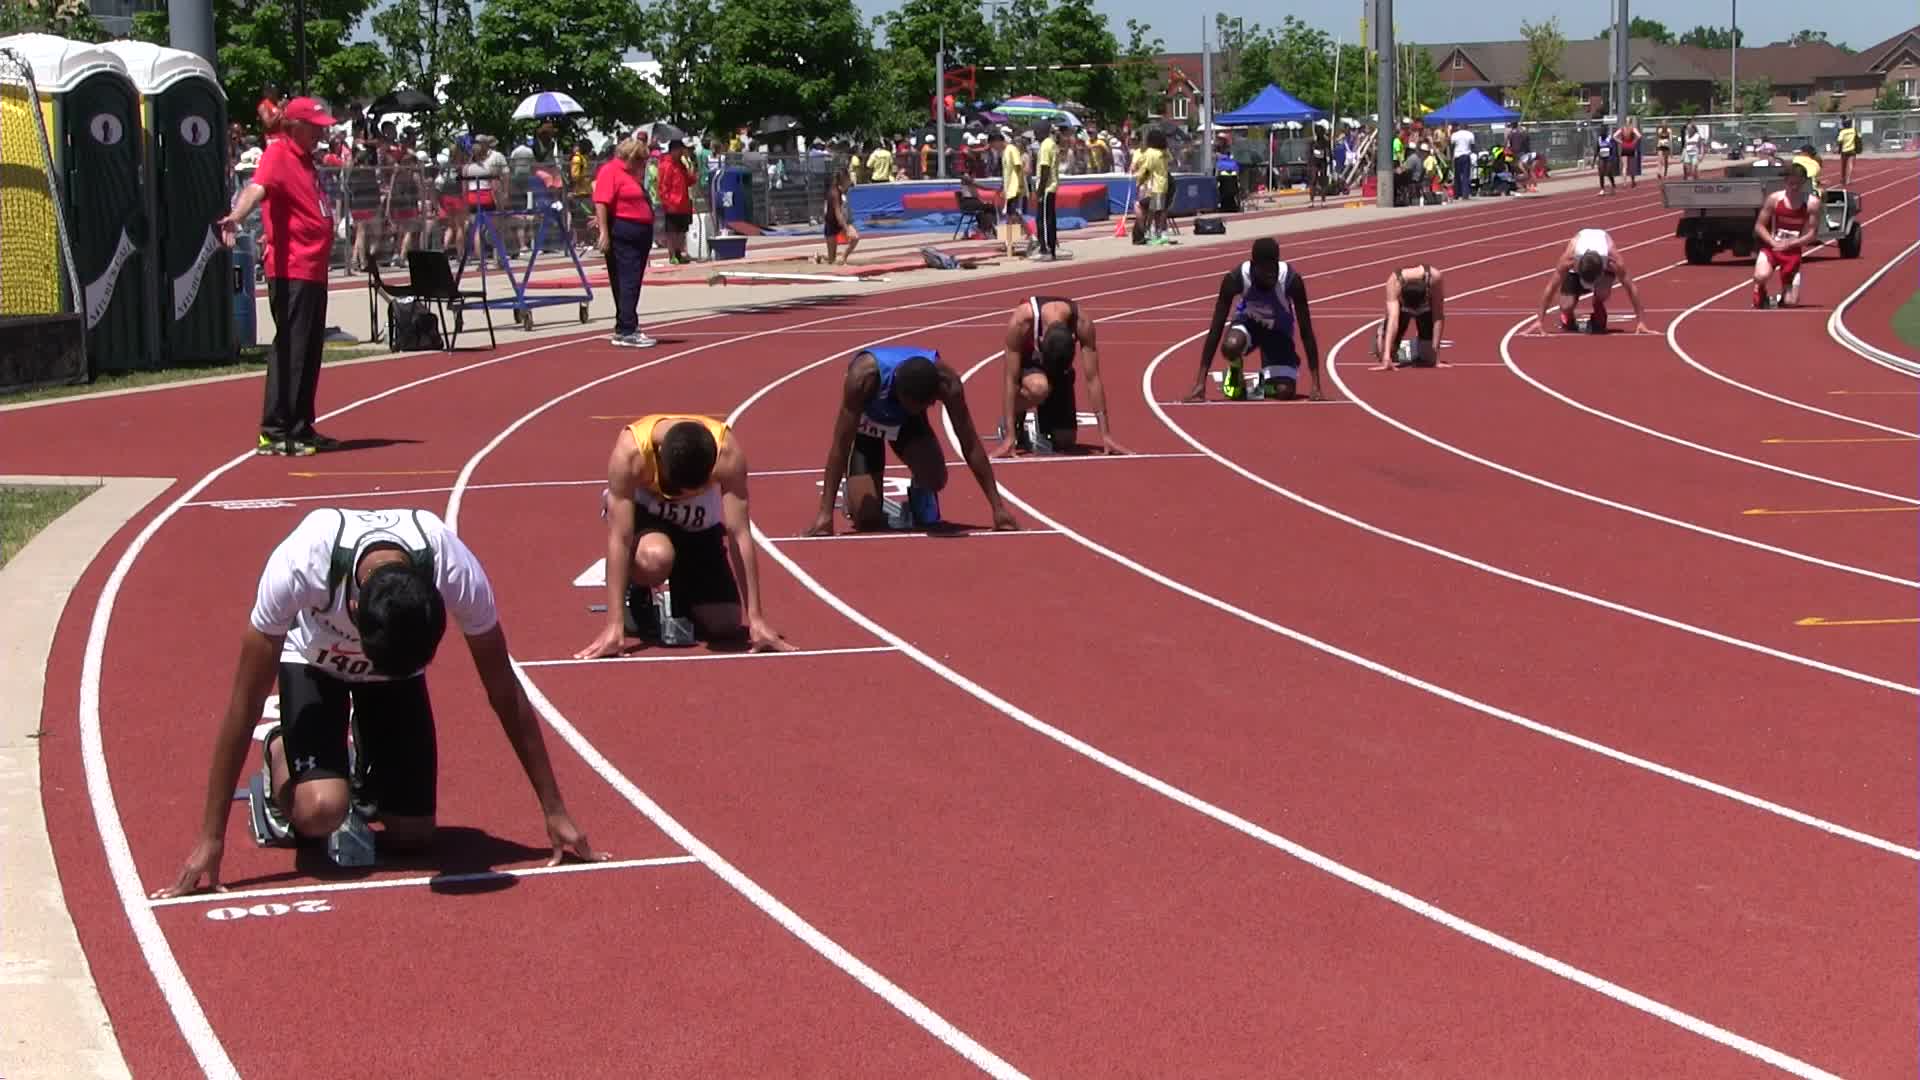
[631,330,658,348]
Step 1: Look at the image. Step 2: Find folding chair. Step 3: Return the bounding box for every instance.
[365,258,421,351]
[405,249,496,351]
[953,191,989,241]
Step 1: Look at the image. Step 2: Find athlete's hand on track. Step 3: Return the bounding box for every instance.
[1307,385,1327,402]
[1634,321,1653,335]
[150,837,226,899]
[1181,380,1208,403]
[801,509,835,537]
[573,624,631,660]
[1098,437,1132,455]
[748,617,796,653]
[544,810,609,867]
[991,506,1019,531]
[988,437,1025,459]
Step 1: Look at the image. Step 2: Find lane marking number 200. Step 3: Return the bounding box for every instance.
[205,899,331,922]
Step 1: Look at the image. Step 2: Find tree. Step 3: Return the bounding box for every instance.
[691,0,878,139]
[1115,19,1166,126]
[641,0,716,127]
[131,0,387,115]
[1677,26,1743,50]
[872,0,999,135]
[1598,17,1673,44]
[450,0,659,137]
[1715,76,1773,114]
[1516,17,1583,121]
[0,0,104,41]
[1873,82,1912,111]
[1037,0,1122,123]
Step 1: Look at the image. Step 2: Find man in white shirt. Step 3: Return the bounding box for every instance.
[1449,123,1476,199]
[150,508,604,897]
[1533,227,1651,335]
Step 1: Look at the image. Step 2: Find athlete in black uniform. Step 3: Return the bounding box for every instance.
[990,295,1130,455]
[1373,263,1448,370]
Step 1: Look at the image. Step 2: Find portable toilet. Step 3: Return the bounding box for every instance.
[105,40,230,366]
[0,33,150,375]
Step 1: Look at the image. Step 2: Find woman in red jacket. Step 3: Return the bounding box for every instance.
[594,137,657,348]
[657,139,697,265]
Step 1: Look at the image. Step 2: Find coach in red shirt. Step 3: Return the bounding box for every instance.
[218,97,340,456]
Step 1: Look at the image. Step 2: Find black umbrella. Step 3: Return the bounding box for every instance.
[371,88,438,114]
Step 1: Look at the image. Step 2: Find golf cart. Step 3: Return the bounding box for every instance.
[1662,160,1862,265]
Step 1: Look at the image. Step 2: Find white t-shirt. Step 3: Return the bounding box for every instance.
[1572,228,1613,260]
[250,509,499,683]
[1450,128,1475,159]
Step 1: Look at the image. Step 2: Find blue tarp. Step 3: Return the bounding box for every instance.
[1215,84,1327,126]
[1425,88,1520,124]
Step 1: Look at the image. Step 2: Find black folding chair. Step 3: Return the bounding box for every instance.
[364,258,420,351]
[405,249,496,351]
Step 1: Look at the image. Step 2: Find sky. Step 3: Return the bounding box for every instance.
[851,0,1914,54]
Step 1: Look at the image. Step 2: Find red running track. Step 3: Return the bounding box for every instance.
[12,158,1917,1078]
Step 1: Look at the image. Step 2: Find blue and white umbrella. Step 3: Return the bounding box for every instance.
[512,91,586,120]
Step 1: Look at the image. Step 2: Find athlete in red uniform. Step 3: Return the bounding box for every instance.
[1753,164,1815,308]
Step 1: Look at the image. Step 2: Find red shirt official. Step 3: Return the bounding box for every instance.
[253,136,335,282]
[593,160,653,224]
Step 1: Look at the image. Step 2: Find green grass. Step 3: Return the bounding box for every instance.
[0,343,387,407]
[0,485,98,568]
[1893,291,1920,353]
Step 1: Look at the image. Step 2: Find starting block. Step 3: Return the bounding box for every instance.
[624,585,696,645]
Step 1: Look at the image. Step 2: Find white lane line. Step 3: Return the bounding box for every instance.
[79,329,622,1080]
[1662,192,1919,437]
[947,338,1920,860]
[1152,330,1919,697]
[732,324,1854,1080]
[769,529,1064,543]
[1828,237,1920,377]
[148,855,701,908]
[1318,230,1920,590]
[517,646,901,668]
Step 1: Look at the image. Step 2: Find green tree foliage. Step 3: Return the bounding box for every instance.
[450,0,660,137]
[1598,18,1674,44]
[1115,18,1165,123]
[1872,82,1912,111]
[1715,76,1773,114]
[0,0,104,41]
[691,0,877,139]
[638,0,712,127]
[1035,0,1121,122]
[1677,25,1743,50]
[130,0,386,113]
[1517,17,1584,120]
[870,0,998,138]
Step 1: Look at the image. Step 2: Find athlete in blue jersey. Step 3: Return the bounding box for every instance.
[805,347,1017,535]
[1185,238,1323,402]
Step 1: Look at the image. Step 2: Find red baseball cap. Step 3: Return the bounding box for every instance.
[280,97,337,128]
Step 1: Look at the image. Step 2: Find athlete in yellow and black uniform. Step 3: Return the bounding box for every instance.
[576,414,792,657]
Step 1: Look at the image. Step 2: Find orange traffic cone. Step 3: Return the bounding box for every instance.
[1113,182,1136,238]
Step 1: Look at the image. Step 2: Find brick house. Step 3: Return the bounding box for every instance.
[1815,25,1920,110]
[1149,53,1219,128]
[1427,38,1718,117]
[1427,25,1920,117]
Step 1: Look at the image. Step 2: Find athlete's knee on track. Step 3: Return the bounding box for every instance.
[289,781,351,839]
[1222,327,1249,359]
[633,534,675,584]
[1018,371,1050,407]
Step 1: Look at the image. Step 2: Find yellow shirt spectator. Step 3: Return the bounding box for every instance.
[1837,127,1858,154]
[1002,143,1025,198]
[1038,135,1060,195]
[1791,152,1823,195]
[867,146,894,182]
[1132,146,1168,195]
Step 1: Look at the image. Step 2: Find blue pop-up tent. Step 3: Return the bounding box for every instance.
[1215,83,1327,126]
[1425,88,1519,124]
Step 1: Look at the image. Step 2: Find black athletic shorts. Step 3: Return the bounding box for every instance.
[1020,360,1079,434]
[277,663,437,818]
[849,413,935,477]
[633,503,740,612]
[1562,270,1615,298]
[665,212,693,233]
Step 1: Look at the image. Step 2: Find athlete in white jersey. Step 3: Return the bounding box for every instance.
[1187,237,1322,401]
[151,508,605,897]
[1534,227,1651,335]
